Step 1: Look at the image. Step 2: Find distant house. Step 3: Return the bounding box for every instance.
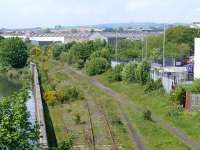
[0,31,160,46]
[190,22,200,29]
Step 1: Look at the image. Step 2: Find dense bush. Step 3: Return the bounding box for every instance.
[144,79,163,93]
[0,37,28,68]
[90,47,111,61]
[31,47,42,57]
[107,64,124,82]
[143,110,152,121]
[85,57,110,76]
[44,90,64,105]
[135,61,150,84]
[170,86,186,105]
[63,86,84,102]
[121,63,137,82]
[187,79,200,94]
[65,50,79,65]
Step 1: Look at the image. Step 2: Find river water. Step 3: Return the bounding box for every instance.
[0,75,22,98]
[0,75,36,124]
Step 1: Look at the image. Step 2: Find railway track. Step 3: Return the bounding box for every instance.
[66,66,146,150]
[86,101,96,150]
[94,101,117,150]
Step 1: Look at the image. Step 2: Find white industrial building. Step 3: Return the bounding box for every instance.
[194,38,200,79]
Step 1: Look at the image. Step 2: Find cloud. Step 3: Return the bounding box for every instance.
[0,0,200,28]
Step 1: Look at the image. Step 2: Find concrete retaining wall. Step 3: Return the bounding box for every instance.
[31,63,48,147]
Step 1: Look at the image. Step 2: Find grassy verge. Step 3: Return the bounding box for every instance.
[96,72,200,144]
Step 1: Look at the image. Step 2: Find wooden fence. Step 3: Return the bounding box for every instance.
[185,92,200,112]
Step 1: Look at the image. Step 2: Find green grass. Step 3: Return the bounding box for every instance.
[96,72,200,145]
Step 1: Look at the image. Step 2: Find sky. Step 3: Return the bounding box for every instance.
[0,0,200,28]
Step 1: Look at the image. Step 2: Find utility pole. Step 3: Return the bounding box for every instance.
[141,37,144,61]
[115,30,118,63]
[163,24,166,67]
[145,38,148,59]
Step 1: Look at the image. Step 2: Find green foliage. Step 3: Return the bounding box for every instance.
[64,42,76,52]
[121,61,150,84]
[63,86,84,102]
[170,86,186,105]
[85,57,110,76]
[165,42,190,59]
[64,40,109,68]
[167,104,184,118]
[145,79,163,93]
[0,86,39,149]
[44,86,84,105]
[90,47,111,61]
[57,133,75,150]
[135,61,150,84]
[0,36,4,42]
[116,39,142,61]
[146,35,162,59]
[121,63,137,82]
[52,43,65,58]
[74,113,81,124]
[107,64,124,82]
[6,67,31,81]
[166,26,199,49]
[187,79,200,94]
[143,110,152,121]
[0,37,28,68]
[65,50,79,65]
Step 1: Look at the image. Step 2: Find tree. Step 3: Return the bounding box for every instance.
[135,61,150,84]
[0,36,4,42]
[165,42,190,59]
[122,63,137,82]
[52,43,65,58]
[0,87,39,149]
[0,37,28,68]
[90,47,111,61]
[85,57,110,76]
[117,39,142,61]
[166,26,200,51]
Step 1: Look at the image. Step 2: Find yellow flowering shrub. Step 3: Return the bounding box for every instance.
[44,90,64,105]
[31,47,42,56]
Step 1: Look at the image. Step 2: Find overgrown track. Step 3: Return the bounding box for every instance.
[94,101,117,150]
[66,65,146,150]
[86,101,96,150]
[68,65,200,150]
